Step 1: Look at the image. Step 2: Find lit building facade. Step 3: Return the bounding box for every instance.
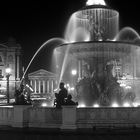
[0,38,22,97]
[28,69,58,96]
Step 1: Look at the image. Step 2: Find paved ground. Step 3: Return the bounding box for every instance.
[1,127,140,140]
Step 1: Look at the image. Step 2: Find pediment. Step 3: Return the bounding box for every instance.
[28,69,56,78]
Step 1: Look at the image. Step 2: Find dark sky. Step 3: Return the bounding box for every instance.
[0,0,139,73]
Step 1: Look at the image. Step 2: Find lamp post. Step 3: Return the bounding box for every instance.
[6,68,11,104]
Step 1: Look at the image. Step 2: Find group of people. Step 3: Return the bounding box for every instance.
[54,82,78,108]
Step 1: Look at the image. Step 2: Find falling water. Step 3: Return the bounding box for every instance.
[114,27,140,42]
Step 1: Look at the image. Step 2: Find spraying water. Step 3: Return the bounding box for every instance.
[21,38,66,84]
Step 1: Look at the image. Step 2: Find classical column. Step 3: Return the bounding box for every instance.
[17,55,20,79]
[34,80,37,93]
[38,80,41,94]
[47,80,49,93]
[43,80,45,93]
[51,80,54,93]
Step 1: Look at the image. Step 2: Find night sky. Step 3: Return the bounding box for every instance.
[0,0,139,73]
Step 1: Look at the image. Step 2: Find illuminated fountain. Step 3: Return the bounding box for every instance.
[21,0,140,107]
[55,0,140,107]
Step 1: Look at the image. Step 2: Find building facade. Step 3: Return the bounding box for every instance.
[28,69,58,97]
[0,38,22,97]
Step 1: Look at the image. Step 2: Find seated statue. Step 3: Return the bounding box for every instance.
[65,94,78,106]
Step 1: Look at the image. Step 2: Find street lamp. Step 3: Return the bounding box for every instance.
[5,68,11,104]
[71,69,77,76]
[71,69,77,87]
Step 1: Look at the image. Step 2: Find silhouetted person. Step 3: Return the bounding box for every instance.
[54,82,68,108]
[65,94,78,106]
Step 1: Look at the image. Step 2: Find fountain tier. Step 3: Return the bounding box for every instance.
[56,41,140,106]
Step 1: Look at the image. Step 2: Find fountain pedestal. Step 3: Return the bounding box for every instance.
[12,105,31,128]
[61,106,77,130]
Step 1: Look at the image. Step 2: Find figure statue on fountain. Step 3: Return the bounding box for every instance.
[76,61,125,106]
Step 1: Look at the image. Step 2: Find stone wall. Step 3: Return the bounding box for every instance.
[0,106,140,129]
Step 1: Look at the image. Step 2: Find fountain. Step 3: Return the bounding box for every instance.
[22,0,140,107]
[54,0,140,107]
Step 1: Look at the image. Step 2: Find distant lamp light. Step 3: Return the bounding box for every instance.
[93,103,99,108]
[71,69,77,75]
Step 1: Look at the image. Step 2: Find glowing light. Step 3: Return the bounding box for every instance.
[78,103,86,108]
[54,88,58,92]
[125,86,131,89]
[5,68,11,74]
[112,102,119,107]
[25,84,34,92]
[66,83,70,87]
[120,83,126,87]
[70,87,75,91]
[41,103,47,107]
[86,0,106,6]
[71,69,77,75]
[123,102,131,107]
[133,102,139,107]
[93,103,99,108]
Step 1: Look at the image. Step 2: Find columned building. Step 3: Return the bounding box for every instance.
[28,69,58,95]
[0,37,22,97]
